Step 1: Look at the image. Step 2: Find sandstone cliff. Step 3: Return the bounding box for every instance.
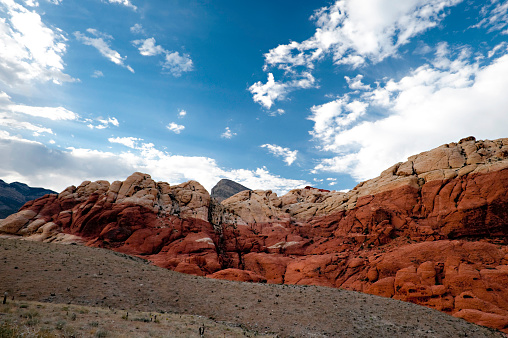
[1,136,508,333]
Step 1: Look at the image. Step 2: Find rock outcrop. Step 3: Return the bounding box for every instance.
[2,136,508,333]
[211,179,250,202]
[0,180,55,219]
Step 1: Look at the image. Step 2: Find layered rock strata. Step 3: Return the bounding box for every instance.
[2,136,508,332]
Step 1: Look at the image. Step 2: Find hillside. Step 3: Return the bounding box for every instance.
[0,238,501,337]
[0,180,55,219]
[1,136,508,332]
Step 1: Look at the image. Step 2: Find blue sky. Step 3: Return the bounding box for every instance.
[0,0,507,194]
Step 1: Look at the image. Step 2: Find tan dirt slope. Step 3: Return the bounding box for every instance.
[0,238,502,337]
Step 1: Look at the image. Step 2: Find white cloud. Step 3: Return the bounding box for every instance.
[345,75,371,90]
[221,127,236,139]
[0,90,78,134]
[251,0,462,107]
[0,132,309,195]
[249,72,316,109]
[86,117,119,129]
[108,136,140,148]
[308,98,368,147]
[130,23,144,34]
[0,0,74,89]
[167,122,184,134]
[311,48,508,181]
[178,109,187,118]
[91,70,104,78]
[0,112,53,134]
[8,104,78,120]
[163,52,193,77]
[104,0,136,10]
[261,144,298,166]
[472,0,508,34]
[132,38,194,76]
[74,29,134,73]
[132,37,165,56]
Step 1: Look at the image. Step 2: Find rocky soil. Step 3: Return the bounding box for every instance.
[0,238,502,337]
[1,136,508,333]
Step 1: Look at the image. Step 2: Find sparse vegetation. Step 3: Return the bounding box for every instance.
[0,299,272,337]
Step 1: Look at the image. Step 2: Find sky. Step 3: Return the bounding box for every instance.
[0,0,507,195]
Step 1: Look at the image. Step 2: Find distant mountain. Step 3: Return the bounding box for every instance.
[211,179,250,202]
[0,180,56,218]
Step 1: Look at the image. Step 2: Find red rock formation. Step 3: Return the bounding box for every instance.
[2,137,508,332]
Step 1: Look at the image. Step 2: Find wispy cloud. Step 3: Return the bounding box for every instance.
[0,0,74,89]
[261,144,298,166]
[221,127,236,139]
[167,122,185,134]
[132,37,194,76]
[130,23,144,34]
[108,136,140,148]
[91,70,104,78]
[472,1,508,34]
[75,29,134,73]
[103,0,136,11]
[86,117,119,130]
[0,91,79,135]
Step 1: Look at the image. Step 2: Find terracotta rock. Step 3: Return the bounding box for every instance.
[207,268,267,283]
[3,137,508,333]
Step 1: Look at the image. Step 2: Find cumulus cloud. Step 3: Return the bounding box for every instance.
[311,47,508,181]
[132,38,194,76]
[261,144,298,166]
[167,122,184,134]
[221,127,236,139]
[0,0,74,89]
[75,29,134,73]
[0,132,309,194]
[132,37,165,56]
[130,23,144,34]
[249,72,316,109]
[178,109,187,118]
[163,51,193,77]
[251,0,462,107]
[345,75,371,91]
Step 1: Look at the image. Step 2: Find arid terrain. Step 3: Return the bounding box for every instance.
[0,238,503,337]
[2,137,508,335]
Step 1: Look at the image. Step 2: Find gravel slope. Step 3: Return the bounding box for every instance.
[0,238,503,337]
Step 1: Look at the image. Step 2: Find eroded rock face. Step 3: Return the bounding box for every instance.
[2,137,508,333]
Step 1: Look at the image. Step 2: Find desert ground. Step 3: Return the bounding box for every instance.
[0,237,503,337]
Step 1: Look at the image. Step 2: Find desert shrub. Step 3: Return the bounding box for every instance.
[0,322,19,337]
[95,329,108,337]
[55,320,66,330]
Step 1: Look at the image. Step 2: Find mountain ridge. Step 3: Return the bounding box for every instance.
[0,179,56,219]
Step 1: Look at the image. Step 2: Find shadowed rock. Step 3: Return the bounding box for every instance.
[211,179,250,202]
[0,180,55,219]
